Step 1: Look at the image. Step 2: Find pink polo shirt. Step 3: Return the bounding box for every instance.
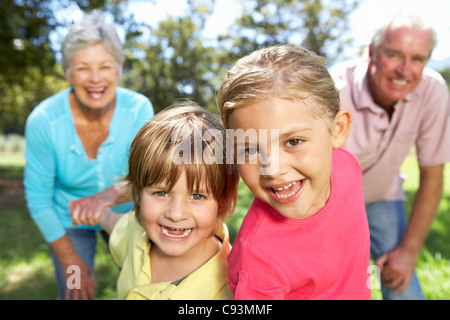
[333,57,450,204]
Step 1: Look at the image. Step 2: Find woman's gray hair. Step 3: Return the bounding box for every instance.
[370,10,437,57]
[61,10,124,73]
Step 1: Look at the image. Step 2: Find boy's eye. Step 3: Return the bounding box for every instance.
[191,194,205,200]
[155,191,168,197]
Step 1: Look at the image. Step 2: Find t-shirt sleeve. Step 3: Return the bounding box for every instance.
[227,240,290,300]
[415,79,450,166]
[109,212,133,268]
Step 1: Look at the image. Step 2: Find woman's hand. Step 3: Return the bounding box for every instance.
[69,181,131,226]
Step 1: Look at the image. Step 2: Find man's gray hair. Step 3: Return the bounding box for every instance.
[370,10,437,57]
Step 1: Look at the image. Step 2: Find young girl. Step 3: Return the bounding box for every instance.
[217,44,371,300]
[71,103,239,300]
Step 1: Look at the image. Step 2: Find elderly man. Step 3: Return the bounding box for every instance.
[333,11,450,299]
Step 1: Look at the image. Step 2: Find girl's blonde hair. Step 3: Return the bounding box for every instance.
[125,101,239,226]
[217,44,340,128]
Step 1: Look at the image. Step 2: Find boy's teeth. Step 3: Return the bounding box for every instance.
[161,226,192,238]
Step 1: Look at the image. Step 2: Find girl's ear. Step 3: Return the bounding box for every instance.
[332,109,352,149]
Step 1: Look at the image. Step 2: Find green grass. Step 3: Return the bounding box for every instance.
[0,153,449,299]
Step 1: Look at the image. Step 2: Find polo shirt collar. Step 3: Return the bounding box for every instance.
[130,224,231,300]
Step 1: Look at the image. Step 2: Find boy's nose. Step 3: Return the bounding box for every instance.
[164,198,189,222]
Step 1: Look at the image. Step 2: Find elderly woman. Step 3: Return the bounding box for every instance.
[24,11,154,299]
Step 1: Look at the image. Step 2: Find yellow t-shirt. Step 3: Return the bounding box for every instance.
[109,211,233,300]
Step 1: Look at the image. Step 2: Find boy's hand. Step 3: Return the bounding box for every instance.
[69,196,109,226]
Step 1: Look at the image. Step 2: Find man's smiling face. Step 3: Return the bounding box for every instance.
[368,26,432,109]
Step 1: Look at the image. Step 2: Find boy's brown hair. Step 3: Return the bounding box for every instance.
[125,101,239,226]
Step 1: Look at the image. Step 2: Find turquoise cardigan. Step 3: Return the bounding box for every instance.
[24,87,154,243]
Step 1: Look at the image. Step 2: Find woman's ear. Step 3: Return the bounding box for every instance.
[332,109,352,149]
[63,67,72,84]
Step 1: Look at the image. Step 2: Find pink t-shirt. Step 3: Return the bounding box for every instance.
[227,148,371,300]
[334,57,450,204]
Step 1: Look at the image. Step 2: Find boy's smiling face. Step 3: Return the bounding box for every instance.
[228,97,349,219]
[140,169,220,259]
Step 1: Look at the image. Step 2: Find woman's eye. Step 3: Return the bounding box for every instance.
[286,138,302,147]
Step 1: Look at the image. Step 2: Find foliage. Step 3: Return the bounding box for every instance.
[0,0,360,132]
[439,67,450,90]
[218,0,358,64]
[122,0,220,113]
[0,0,136,134]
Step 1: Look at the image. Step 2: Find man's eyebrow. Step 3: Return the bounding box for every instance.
[383,48,429,60]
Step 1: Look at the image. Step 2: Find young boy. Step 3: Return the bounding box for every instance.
[71,103,239,299]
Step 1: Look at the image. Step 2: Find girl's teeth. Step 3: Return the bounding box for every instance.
[274,181,296,191]
[272,181,301,198]
[161,226,192,238]
[274,190,298,198]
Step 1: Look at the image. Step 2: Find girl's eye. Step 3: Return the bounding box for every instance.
[155,191,167,197]
[191,194,205,200]
[286,138,302,147]
[245,147,258,155]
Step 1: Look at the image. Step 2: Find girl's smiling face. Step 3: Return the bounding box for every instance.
[139,169,220,259]
[228,97,350,219]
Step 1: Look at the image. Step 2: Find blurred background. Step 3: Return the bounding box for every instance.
[0,0,449,138]
[1,0,449,299]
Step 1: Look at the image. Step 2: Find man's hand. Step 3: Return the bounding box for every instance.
[375,245,417,293]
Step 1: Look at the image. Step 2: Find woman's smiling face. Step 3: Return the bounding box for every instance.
[228,97,346,220]
[66,42,121,110]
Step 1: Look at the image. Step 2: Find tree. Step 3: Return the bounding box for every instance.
[122,0,220,114]
[219,0,359,65]
[0,0,134,134]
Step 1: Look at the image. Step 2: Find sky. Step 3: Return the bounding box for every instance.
[58,0,450,64]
